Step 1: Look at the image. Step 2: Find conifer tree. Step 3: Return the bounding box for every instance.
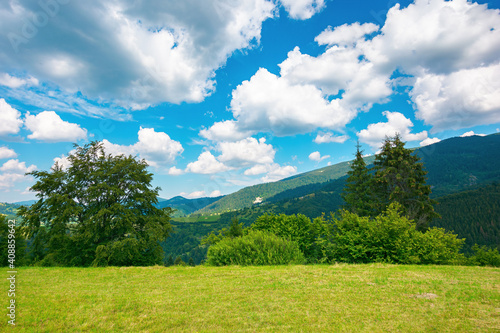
[372,134,439,230]
[341,142,374,216]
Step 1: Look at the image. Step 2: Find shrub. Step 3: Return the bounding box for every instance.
[206,230,305,266]
[330,203,464,264]
[467,245,500,267]
[251,213,332,262]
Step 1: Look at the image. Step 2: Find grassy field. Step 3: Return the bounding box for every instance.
[2,264,499,332]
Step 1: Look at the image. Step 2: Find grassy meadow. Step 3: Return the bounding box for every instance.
[2,264,499,332]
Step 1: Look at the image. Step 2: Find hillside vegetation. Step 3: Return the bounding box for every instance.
[8,265,499,332]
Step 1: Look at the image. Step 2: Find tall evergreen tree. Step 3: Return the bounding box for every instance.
[372,134,439,230]
[341,142,374,216]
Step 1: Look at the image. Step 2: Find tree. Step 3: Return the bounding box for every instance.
[227,217,243,238]
[0,215,27,267]
[372,134,439,230]
[341,141,374,216]
[18,141,172,266]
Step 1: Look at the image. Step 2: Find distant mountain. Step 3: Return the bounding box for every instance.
[197,156,376,214]
[13,200,37,206]
[197,133,500,215]
[157,196,224,216]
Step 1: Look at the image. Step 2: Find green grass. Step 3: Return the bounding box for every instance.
[2,264,499,332]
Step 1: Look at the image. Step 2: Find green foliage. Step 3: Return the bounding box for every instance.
[341,142,374,216]
[0,215,26,266]
[251,213,332,262]
[174,256,187,266]
[330,203,464,264]
[18,141,172,266]
[466,245,500,267]
[433,182,500,252]
[373,134,439,230]
[206,230,305,266]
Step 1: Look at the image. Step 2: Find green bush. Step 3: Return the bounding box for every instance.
[251,213,332,262]
[330,203,464,264]
[466,245,500,267]
[206,230,305,266]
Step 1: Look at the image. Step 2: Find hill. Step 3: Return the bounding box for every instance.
[197,133,500,214]
[432,182,500,252]
[157,195,224,216]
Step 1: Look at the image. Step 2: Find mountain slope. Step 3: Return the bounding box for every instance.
[197,156,376,214]
[198,133,500,214]
[157,196,224,216]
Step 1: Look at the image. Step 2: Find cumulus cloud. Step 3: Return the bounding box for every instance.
[168,166,184,176]
[0,159,36,190]
[0,147,17,159]
[314,132,349,144]
[0,73,38,88]
[357,111,428,150]
[24,111,88,142]
[279,0,325,20]
[308,151,330,162]
[460,131,486,137]
[229,68,356,136]
[260,164,297,183]
[102,127,183,167]
[420,137,441,147]
[0,0,324,112]
[214,0,500,140]
[411,64,500,132]
[185,151,229,174]
[217,137,275,167]
[0,98,23,136]
[180,189,223,199]
[199,120,252,142]
[315,22,379,47]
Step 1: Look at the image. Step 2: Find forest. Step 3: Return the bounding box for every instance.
[1,134,499,267]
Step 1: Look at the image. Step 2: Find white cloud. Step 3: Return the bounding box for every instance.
[199,120,252,142]
[217,137,275,167]
[0,159,36,189]
[0,147,17,159]
[24,111,88,142]
[460,131,486,138]
[420,137,441,147]
[0,159,36,173]
[260,164,297,183]
[185,151,229,174]
[411,63,500,132]
[102,127,183,167]
[0,73,38,88]
[308,151,330,162]
[314,132,349,144]
[279,0,325,20]
[180,189,224,199]
[0,98,23,136]
[168,166,184,176]
[0,0,287,110]
[209,190,223,197]
[357,111,428,150]
[53,154,72,170]
[315,22,379,47]
[229,68,356,136]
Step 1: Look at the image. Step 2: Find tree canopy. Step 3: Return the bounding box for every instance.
[18,141,172,267]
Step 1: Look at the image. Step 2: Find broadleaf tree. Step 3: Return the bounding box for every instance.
[18,141,172,266]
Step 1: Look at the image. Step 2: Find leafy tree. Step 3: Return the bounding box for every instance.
[18,141,172,266]
[188,257,195,266]
[227,217,244,238]
[165,255,174,267]
[174,256,186,266]
[0,216,26,266]
[372,134,439,230]
[341,141,374,216]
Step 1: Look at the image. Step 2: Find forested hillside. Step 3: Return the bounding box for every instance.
[157,196,223,216]
[432,182,500,252]
[195,134,500,215]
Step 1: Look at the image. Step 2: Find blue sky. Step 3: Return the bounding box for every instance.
[1,0,500,202]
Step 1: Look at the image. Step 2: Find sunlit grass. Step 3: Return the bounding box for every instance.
[2,264,499,332]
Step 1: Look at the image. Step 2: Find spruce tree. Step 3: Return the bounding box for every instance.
[341,142,374,216]
[372,134,439,230]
